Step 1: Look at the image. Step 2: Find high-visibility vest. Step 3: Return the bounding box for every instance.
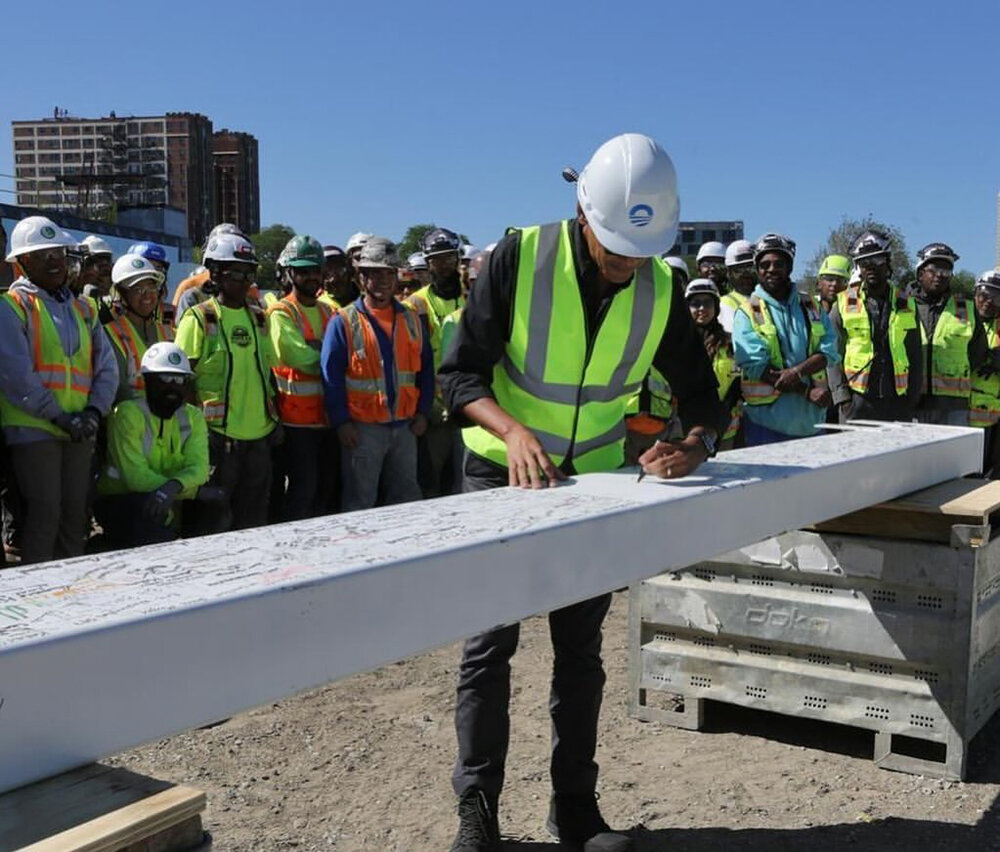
[406,284,464,369]
[269,295,335,427]
[837,284,916,396]
[318,292,341,311]
[721,291,750,314]
[740,291,827,406]
[463,220,673,473]
[919,295,972,398]
[341,301,424,424]
[188,297,276,430]
[971,317,1000,428]
[714,344,741,440]
[104,314,173,394]
[625,367,674,423]
[0,289,95,438]
[102,398,198,493]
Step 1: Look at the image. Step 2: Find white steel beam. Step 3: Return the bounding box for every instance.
[0,422,982,793]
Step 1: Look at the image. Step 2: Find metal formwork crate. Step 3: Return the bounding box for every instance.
[628,523,1000,780]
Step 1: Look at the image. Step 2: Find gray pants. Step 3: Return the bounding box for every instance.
[341,422,421,512]
[10,438,94,565]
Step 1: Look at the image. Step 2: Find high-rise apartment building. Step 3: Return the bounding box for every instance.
[12,111,222,244]
[213,130,260,236]
[669,220,745,257]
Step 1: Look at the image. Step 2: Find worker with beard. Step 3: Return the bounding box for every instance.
[718,240,755,331]
[320,245,356,309]
[105,254,174,403]
[96,343,215,547]
[269,236,338,519]
[406,227,466,497]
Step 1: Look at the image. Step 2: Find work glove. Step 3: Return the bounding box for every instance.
[79,407,102,440]
[143,480,184,525]
[52,412,86,442]
[195,485,227,504]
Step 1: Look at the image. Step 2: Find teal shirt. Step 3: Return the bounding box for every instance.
[733,284,840,437]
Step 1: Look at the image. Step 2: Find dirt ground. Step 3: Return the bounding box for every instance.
[109,591,1000,851]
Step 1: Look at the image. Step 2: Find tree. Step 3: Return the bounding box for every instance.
[397,224,436,261]
[952,269,977,297]
[803,215,914,289]
[250,224,296,291]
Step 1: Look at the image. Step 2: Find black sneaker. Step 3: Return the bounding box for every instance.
[546,793,631,851]
[450,789,501,852]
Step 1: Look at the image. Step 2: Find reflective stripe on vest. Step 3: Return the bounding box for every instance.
[971,317,1000,428]
[106,401,194,484]
[106,315,172,392]
[270,296,334,427]
[341,302,423,423]
[740,292,826,405]
[462,220,672,473]
[0,290,95,437]
[837,285,915,396]
[920,295,972,398]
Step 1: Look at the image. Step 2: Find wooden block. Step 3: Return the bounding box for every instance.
[0,764,205,852]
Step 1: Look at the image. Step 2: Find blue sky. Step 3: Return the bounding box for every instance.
[2,0,998,275]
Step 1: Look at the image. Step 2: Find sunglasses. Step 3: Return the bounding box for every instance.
[154,374,191,386]
[858,256,889,269]
[757,260,788,271]
[128,283,160,296]
[219,269,256,283]
[923,262,952,278]
[688,296,716,310]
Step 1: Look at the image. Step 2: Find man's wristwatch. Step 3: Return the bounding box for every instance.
[697,431,717,458]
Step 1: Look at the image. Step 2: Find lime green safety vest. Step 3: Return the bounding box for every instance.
[919,294,972,398]
[713,344,741,440]
[740,292,827,405]
[406,284,464,370]
[625,366,674,421]
[463,220,673,473]
[837,284,916,396]
[971,317,1000,428]
[188,297,277,431]
[720,291,749,314]
[0,289,96,438]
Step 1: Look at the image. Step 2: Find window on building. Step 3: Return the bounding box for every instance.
[141,121,165,133]
[14,140,35,151]
[722,229,735,242]
[680,229,695,242]
[701,230,716,242]
[14,154,35,164]
[13,126,35,137]
[81,125,94,134]
[36,125,59,136]
[38,153,61,163]
[62,138,81,149]
[37,139,60,150]
[61,126,80,136]
[63,152,81,162]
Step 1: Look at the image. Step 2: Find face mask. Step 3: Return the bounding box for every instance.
[146,380,186,419]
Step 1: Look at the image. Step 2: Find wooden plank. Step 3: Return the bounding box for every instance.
[0,422,983,794]
[0,764,204,851]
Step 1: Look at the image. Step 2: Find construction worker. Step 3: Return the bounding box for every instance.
[128,241,175,325]
[718,239,755,331]
[80,235,115,322]
[64,237,88,297]
[826,232,921,423]
[696,240,728,292]
[396,267,420,300]
[320,237,433,512]
[96,343,213,547]
[910,242,970,425]
[459,244,478,295]
[171,265,210,315]
[662,255,690,289]
[105,254,174,403]
[174,225,250,319]
[269,235,338,520]
[345,232,372,268]
[175,232,279,532]
[0,216,119,564]
[687,278,742,449]
[439,133,721,852]
[969,270,1000,475]
[407,251,431,287]
[321,245,356,308]
[816,254,850,313]
[0,222,9,290]
[733,233,839,445]
[406,227,466,497]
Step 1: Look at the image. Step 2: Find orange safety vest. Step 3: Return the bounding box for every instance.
[341,301,424,424]
[105,314,173,393]
[269,295,336,427]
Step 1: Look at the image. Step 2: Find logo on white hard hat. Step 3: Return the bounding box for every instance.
[628,204,654,228]
[132,258,144,268]
[168,352,182,365]
[40,225,56,239]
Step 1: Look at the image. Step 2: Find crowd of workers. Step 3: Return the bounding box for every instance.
[2,129,1000,850]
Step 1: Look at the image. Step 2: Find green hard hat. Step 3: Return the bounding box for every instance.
[281,235,325,268]
[818,254,851,279]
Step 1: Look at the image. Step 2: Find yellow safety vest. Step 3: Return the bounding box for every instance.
[0,290,96,437]
[919,295,972,398]
[971,317,1000,428]
[740,292,826,406]
[625,367,674,421]
[101,399,198,494]
[837,284,916,396]
[104,314,173,394]
[463,220,672,473]
[406,283,464,369]
[714,344,741,440]
[720,291,749,314]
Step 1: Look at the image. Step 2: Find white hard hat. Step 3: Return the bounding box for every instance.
[461,244,478,261]
[346,232,373,253]
[407,251,428,271]
[725,240,754,267]
[685,278,720,299]
[140,342,193,376]
[81,235,113,257]
[203,233,257,264]
[576,133,680,258]
[663,255,690,277]
[696,241,727,263]
[112,254,165,290]
[5,216,77,261]
[483,242,498,252]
